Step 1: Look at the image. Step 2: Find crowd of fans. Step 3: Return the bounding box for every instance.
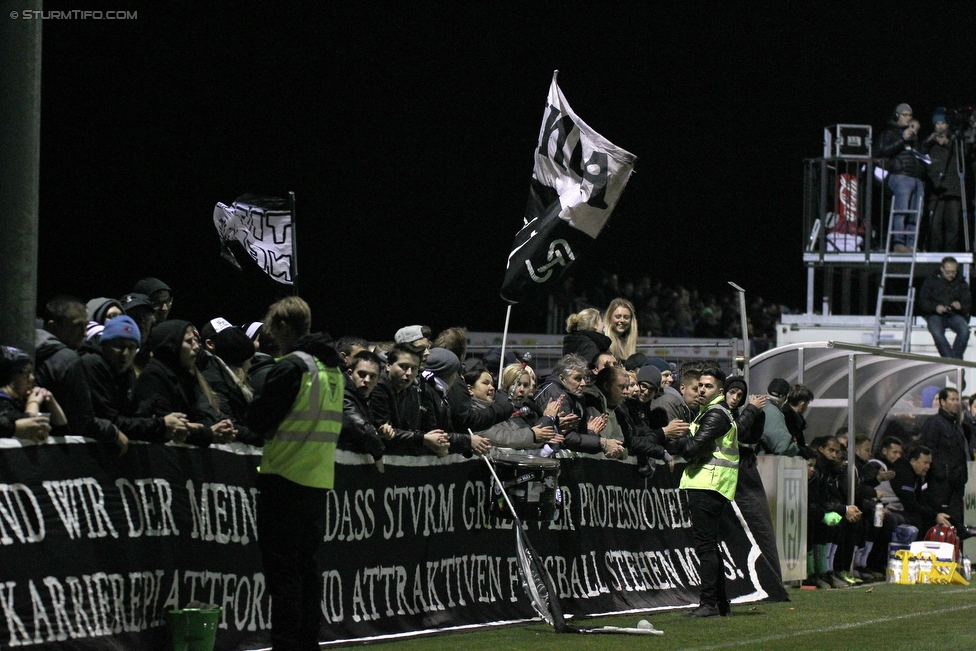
[3,278,971,595]
[0,284,764,484]
[0,280,772,465]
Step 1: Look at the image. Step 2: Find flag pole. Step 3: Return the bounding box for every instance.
[288,191,299,297]
[498,304,512,388]
[728,281,749,386]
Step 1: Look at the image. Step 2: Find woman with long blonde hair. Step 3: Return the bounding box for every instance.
[604,298,638,361]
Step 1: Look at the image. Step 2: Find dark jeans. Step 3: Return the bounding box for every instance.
[257,473,330,651]
[688,489,729,607]
[888,174,924,247]
[927,195,961,252]
[926,313,969,359]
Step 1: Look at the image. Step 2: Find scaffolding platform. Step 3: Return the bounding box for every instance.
[803,251,974,316]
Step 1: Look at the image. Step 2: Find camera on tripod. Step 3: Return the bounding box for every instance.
[942,106,975,135]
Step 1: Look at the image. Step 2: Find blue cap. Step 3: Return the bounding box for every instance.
[100,315,141,345]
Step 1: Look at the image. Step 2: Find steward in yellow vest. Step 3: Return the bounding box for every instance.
[249,333,345,487]
[246,297,346,650]
[673,366,738,618]
[678,392,739,501]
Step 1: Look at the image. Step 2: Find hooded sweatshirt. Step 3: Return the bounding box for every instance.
[34,328,119,444]
[131,320,218,446]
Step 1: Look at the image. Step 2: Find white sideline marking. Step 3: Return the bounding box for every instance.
[681,603,976,651]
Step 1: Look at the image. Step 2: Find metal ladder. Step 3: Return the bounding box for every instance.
[873,187,924,352]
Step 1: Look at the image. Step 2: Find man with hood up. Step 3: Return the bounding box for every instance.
[84,297,124,344]
[132,277,174,324]
[34,295,124,453]
[246,296,345,651]
[131,320,235,447]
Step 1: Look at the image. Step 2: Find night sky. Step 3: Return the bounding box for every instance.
[32,4,976,340]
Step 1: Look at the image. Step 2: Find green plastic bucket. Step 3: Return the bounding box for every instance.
[167,608,221,651]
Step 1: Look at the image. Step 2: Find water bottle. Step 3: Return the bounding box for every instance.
[888,556,900,583]
[874,501,883,528]
[907,557,919,584]
[964,556,972,581]
[917,555,932,584]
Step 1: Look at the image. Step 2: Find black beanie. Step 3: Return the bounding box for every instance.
[212,327,255,366]
[725,375,748,397]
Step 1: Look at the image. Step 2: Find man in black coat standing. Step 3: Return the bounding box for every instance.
[917,387,972,532]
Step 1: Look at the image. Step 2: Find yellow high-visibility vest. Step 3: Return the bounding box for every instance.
[680,394,739,500]
[260,351,343,489]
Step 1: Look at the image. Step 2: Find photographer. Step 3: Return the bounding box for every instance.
[917,256,971,359]
[921,108,964,251]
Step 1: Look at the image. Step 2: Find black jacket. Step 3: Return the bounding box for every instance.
[81,350,168,443]
[34,329,118,445]
[619,399,669,472]
[340,376,385,460]
[782,406,809,453]
[369,378,432,454]
[247,332,344,439]
[534,378,602,454]
[917,271,971,319]
[0,391,69,438]
[248,352,277,397]
[672,399,734,465]
[369,377,474,456]
[447,378,511,432]
[734,403,766,470]
[921,136,962,195]
[735,404,766,445]
[132,320,218,447]
[807,454,847,527]
[198,351,263,446]
[562,330,611,365]
[917,409,970,490]
[877,120,925,178]
[892,457,940,530]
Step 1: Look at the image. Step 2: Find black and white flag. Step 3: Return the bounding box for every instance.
[213,194,294,284]
[500,72,636,304]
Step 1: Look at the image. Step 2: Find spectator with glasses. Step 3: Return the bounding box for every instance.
[877,103,925,251]
[133,277,174,324]
[0,345,68,441]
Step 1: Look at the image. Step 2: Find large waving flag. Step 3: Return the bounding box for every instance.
[213,194,294,285]
[501,71,636,304]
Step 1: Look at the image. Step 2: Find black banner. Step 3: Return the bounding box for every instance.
[0,442,785,650]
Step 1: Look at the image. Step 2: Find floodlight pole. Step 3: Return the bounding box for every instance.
[0,5,42,356]
[728,282,749,386]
